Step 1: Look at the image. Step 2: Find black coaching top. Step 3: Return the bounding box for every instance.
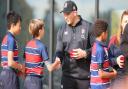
[55,16,95,79]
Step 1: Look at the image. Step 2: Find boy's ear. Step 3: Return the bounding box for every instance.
[10,23,15,29]
[39,29,42,33]
[101,32,104,37]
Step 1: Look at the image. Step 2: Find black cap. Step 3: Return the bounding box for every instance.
[60,0,77,13]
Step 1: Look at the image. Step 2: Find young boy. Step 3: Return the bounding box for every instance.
[90,20,117,89]
[24,19,60,89]
[0,11,25,89]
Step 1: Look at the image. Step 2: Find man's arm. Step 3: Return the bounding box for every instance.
[85,23,95,59]
[71,23,95,59]
[97,48,117,78]
[55,25,65,60]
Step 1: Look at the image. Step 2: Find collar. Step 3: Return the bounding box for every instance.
[33,38,41,42]
[69,15,82,27]
[95,40,107,47]
[7,31,15,38]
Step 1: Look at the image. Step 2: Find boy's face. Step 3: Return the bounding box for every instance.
[13,20,21,35]
[40,27,45,38]
[102,31,108,42]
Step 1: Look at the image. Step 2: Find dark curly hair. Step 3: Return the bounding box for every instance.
[7,11,22,29]
[94,19,108,37]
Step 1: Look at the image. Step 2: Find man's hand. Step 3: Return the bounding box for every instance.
[72,48,87,59]
[116,55,125,68]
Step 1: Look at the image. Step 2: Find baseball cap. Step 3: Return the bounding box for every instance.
[60,0,77,13]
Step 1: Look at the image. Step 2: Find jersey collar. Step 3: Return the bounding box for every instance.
[95,40,107,47]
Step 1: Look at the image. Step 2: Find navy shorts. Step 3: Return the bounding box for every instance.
[24,75,43,89]
[0,68,19,89]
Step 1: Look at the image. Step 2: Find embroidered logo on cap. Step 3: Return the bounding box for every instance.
[73,6,76,10]
[64,2,67,8]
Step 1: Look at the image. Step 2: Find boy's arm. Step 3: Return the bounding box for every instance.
[97,48,117,79]
[7,37,25,73]
[98,68,117,78]
[45,57,61,72]
[8,51,25,73]
[41,45,61,72]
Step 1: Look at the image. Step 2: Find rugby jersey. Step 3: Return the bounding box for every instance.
[90,40,111,89]
[1,32,19,67]
[25,39,49,76]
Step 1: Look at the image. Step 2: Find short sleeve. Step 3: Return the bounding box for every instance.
[96,48,105,69]
[41,46,49,61]
[7,37,15,51]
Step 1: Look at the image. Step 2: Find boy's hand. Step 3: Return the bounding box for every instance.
[17,71,26,80]
[20,64,25,73]
[47,57,61,72]
[98,68,117,78]
[112,68,117,78]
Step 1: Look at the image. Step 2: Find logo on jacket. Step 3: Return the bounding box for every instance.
[81,29,85,39]
[64,31,68,35]
[81,29,85,34]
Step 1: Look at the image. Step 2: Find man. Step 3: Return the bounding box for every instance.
[54,1,124,89]
[55,1,94,89]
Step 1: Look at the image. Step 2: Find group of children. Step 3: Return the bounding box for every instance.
[0,11,61,89]
[0,11,126,89]
[90,10,128,89]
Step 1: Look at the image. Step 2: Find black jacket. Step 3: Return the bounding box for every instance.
[55,16,95,79]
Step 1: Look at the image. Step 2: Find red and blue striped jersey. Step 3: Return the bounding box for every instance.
[90,40,111,89]
[24,39,49,76]
[1,32,19,67]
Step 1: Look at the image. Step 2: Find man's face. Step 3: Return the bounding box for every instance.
[63,11,75,25]
[121,15,128,34]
